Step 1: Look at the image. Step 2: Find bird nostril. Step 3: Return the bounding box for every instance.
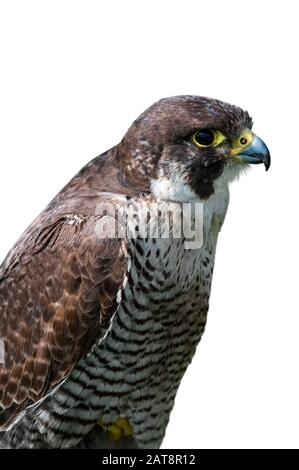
[240,137,247,145]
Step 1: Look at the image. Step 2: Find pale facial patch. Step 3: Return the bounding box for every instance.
[151,175,199,203]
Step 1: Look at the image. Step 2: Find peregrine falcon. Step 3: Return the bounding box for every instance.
[0,96,270,448]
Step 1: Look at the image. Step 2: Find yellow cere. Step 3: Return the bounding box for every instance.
[230,130,253,156]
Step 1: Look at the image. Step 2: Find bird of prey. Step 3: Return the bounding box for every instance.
[0,96,270,448]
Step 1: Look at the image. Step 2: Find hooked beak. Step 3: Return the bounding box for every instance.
[230,133,271,171]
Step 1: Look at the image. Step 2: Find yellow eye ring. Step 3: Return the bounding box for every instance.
[192,129,226,148]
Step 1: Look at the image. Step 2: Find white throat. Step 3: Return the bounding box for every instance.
[150,162,247,233]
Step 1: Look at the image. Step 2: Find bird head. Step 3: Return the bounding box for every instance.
[118,96,270,201]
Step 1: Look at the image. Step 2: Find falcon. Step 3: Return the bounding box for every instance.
[0,96,270,448]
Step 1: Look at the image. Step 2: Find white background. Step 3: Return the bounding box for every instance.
[0,0,298,449]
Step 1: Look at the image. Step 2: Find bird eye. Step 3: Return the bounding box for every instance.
[192,130,215,147]
[192,129,225,148]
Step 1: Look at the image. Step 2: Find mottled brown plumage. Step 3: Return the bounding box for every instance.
[0,209,129,427]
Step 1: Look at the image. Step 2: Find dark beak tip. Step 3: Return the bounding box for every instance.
[264,153,271,172]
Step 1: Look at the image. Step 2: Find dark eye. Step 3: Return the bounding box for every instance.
[192,129,226,148]
[192,129,215,147]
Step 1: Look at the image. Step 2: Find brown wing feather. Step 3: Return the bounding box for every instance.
[0,210,129,428]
